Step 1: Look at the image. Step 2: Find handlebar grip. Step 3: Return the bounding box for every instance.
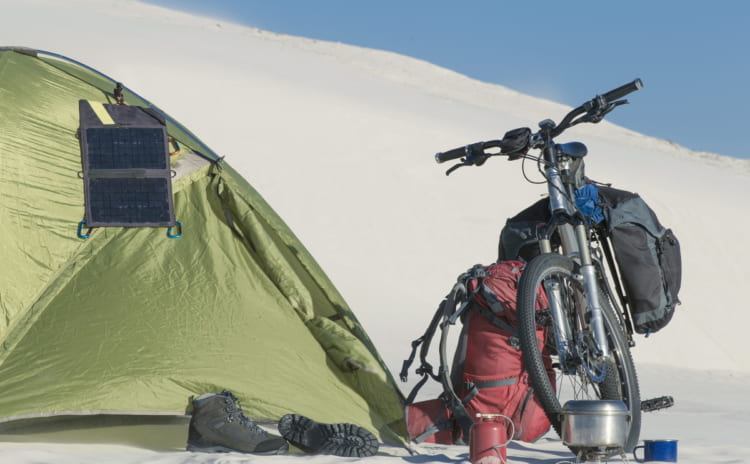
[435,146,468,164]
[602,78,643,102]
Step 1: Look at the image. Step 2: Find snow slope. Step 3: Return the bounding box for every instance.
[2,0,749,462]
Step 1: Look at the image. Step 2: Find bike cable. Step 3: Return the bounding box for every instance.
[519,153,546,185]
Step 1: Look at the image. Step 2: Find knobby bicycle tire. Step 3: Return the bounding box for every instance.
[516,253,641,457]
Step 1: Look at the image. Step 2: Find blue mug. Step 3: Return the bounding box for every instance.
[633,439,678,462]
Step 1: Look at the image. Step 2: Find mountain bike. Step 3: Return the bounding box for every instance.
[435,80,645,460]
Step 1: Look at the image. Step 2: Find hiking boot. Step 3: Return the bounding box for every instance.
[187,390,288,454]
[278,413,379,457]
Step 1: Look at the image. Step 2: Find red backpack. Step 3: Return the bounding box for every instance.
[401,261,554,444]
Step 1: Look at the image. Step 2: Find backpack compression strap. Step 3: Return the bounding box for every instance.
[460,377,520,405]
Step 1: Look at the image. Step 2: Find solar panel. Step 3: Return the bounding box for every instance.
[88,177,172,225]
[85,127,167,170]
[79,100,176,230]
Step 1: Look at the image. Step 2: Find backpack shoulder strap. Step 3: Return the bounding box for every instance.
[400,265,487,441]
[400,298,444,401]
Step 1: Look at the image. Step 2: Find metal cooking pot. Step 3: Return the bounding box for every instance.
[560,400,630,448]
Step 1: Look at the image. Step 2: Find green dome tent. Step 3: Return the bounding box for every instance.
[0,47,405,446]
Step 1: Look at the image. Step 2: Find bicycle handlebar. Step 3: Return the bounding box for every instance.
[435,146,468,163]
[435,79,643,167]
[553,78,643,137]
[435,140,505,164]
[602,78,643,103]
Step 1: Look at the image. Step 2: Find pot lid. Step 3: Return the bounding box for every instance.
[561,400,629,415]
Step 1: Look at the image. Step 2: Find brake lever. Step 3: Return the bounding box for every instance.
[609,99,630,110]
[590,99,629,123]
[580,97,630,124]
[445,144,490,175]
[446,161,466,176]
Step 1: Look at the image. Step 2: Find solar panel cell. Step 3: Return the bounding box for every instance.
[88,178,172,225]
[85,127,167,170]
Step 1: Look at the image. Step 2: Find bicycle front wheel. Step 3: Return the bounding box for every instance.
[516,253,641,456]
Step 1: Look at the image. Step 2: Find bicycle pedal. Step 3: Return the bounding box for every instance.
[641,395,674,412]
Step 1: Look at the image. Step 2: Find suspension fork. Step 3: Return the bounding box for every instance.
[575,224,610,359]
[540,145,610,360]
[543,278,576,375]
[539,225,609,364]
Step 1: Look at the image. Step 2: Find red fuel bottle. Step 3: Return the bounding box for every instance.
[469,413,513,464]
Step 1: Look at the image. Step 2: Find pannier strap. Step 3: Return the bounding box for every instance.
[461,377,519,404]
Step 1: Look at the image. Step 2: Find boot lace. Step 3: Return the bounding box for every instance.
[221,390,267,434]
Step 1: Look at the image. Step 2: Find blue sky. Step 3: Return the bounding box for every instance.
[145,1,749,159]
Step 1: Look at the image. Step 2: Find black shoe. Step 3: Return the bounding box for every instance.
[187,390,288,454]
[278,413,379,457]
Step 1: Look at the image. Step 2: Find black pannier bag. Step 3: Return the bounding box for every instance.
[597,187,682,335]
[498,198,560,263]
[498,185,681,335]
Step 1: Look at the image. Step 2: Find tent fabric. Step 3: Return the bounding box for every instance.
[0,47,405,443]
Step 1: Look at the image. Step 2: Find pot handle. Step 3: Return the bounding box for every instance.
[633,445,645,462]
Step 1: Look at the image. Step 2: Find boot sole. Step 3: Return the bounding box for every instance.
[187,438,289,455]
[187,442,238,453]
[187,441,288,455]
[278,414,379,457]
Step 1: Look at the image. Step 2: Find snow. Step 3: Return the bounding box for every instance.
[2,0,750,462]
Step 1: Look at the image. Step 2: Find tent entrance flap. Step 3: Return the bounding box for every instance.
[78,100,177,231]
